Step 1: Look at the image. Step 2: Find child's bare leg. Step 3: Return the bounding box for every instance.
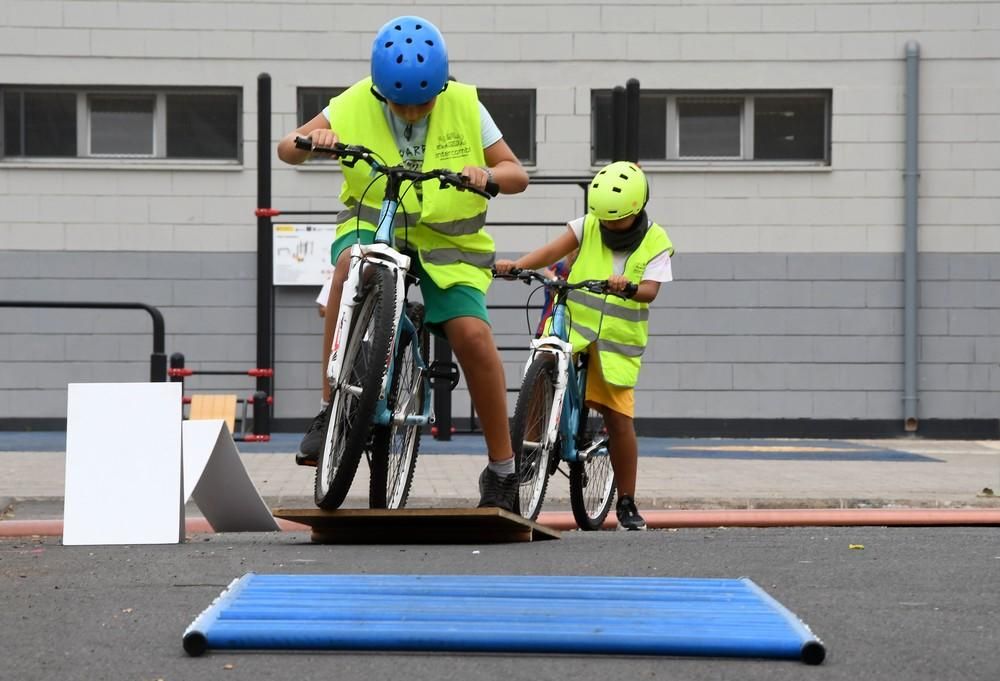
[593,404,638,497]
[320,249,352,403]
[442,316,513,462]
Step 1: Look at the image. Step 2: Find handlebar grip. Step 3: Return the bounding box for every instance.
[624,282,639,298]
[294,136,312,150]
[484,180,500,198]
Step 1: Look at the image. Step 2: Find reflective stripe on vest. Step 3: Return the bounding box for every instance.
[566,214,673,387]
[337,200,422,231]
[420,247,495,269]
[327,77,493,292]
[567,289,649,323]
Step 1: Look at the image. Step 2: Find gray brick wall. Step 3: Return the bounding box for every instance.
[11,250,990,423]
[2,1,999,428]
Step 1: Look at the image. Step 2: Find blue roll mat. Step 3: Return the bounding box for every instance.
[183,573,825,664]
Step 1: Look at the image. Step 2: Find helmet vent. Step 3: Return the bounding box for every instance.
[612,187,622,193]
[396,55,403,64]
[406,37,413,44]
[618,173,629,180]
[420,80,428,88]
[416,24,423,30]
[592,182,599,188]
[425,39,434,46]
[417,54,425,63]
[384,41,393,48]
[395,81,403,89]
[394,24,402,30]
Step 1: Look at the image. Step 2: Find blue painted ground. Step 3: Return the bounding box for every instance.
[0,431,939,462]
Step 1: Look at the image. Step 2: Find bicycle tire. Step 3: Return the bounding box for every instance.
[369,303,428,509]
[569,405,616,531]
[314,266,396,510]
[509,353,557,521]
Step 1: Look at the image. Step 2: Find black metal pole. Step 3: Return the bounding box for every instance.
[625,78,640,163]
[433,336,452,441]
[612,86,626,162]
[256,73,274,429]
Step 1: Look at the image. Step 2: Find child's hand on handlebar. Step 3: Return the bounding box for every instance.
[304,130,340,158]
[606,274,633,295]
[493,260,520,277]
[461,165,491,191]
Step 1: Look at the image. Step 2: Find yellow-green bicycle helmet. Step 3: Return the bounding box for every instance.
[587,161,648,221]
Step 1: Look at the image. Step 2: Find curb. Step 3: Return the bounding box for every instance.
[3,508,1000,538]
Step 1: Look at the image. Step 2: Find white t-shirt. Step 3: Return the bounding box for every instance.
[567,217,673,282]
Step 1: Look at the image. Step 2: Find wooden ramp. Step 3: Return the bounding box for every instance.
[272,507,561,544]
[189,394,238,435]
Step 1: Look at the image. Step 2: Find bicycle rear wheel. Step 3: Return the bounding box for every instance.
[509,353,557,520]
[314,266,396,510]
[569,406,616,531]
[370,303,428,509]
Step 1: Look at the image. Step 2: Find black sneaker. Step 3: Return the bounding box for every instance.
[477,465,519,513]
[616,495,647,531]
[295,404,331,467]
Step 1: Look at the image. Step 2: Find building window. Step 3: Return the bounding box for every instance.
[297,88,345,126]
[3,91,77,157]
[1,87,241,161]
[89,95,155,156]
[592,90,830,165]
[297,87,536,165]
[478,88,536,165]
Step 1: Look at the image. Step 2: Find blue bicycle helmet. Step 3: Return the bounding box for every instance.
[371,16,449,105]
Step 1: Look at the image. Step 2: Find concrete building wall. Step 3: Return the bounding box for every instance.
[1,0,998,433]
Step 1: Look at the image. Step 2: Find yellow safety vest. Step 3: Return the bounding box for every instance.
[327,77,494,292]
[566,214,674,387]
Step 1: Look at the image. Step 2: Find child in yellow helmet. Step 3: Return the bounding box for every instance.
[496,161,674,530]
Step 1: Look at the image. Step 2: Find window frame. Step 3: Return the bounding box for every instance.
[592,89,831,168]
[0,85,242,164]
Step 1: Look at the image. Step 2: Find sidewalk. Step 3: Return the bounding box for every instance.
[2,434,999,521]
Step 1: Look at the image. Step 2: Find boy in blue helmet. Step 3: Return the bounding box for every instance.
[278,17,530,512]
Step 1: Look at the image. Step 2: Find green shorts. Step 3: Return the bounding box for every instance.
[331,230,490,338]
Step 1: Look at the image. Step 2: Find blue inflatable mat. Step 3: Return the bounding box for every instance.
[183,573,825,664]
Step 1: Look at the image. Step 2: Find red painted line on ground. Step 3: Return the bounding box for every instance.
[2,508,997,539]
[537,508,1000,530]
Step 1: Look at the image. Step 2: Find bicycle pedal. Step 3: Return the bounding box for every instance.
[578,437,609,462]
[427,361,461,391]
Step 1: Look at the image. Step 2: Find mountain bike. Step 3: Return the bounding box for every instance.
[294,136,498,510]
[497,268,636,529]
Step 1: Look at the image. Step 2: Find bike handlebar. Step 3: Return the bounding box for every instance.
[294,136,500,199]
[494,267,638,300]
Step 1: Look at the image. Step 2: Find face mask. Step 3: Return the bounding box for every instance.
[599,211,648,252]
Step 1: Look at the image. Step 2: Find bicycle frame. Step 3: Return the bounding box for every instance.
[524,289,592,464]
[326,186,432,431]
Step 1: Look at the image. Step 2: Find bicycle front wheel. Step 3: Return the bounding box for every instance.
[510,353,557,520]
[315,266,396,510]
[569,406,616,530]
[370,303,428,509]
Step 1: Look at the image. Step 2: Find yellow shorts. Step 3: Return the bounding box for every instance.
[583,345,634,418]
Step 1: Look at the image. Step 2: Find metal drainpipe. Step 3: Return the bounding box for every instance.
[903,42,920,432]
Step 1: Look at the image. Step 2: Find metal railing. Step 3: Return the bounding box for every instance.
[0,301,167,382]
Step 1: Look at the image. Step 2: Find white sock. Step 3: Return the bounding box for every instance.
[488,456,515,476]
